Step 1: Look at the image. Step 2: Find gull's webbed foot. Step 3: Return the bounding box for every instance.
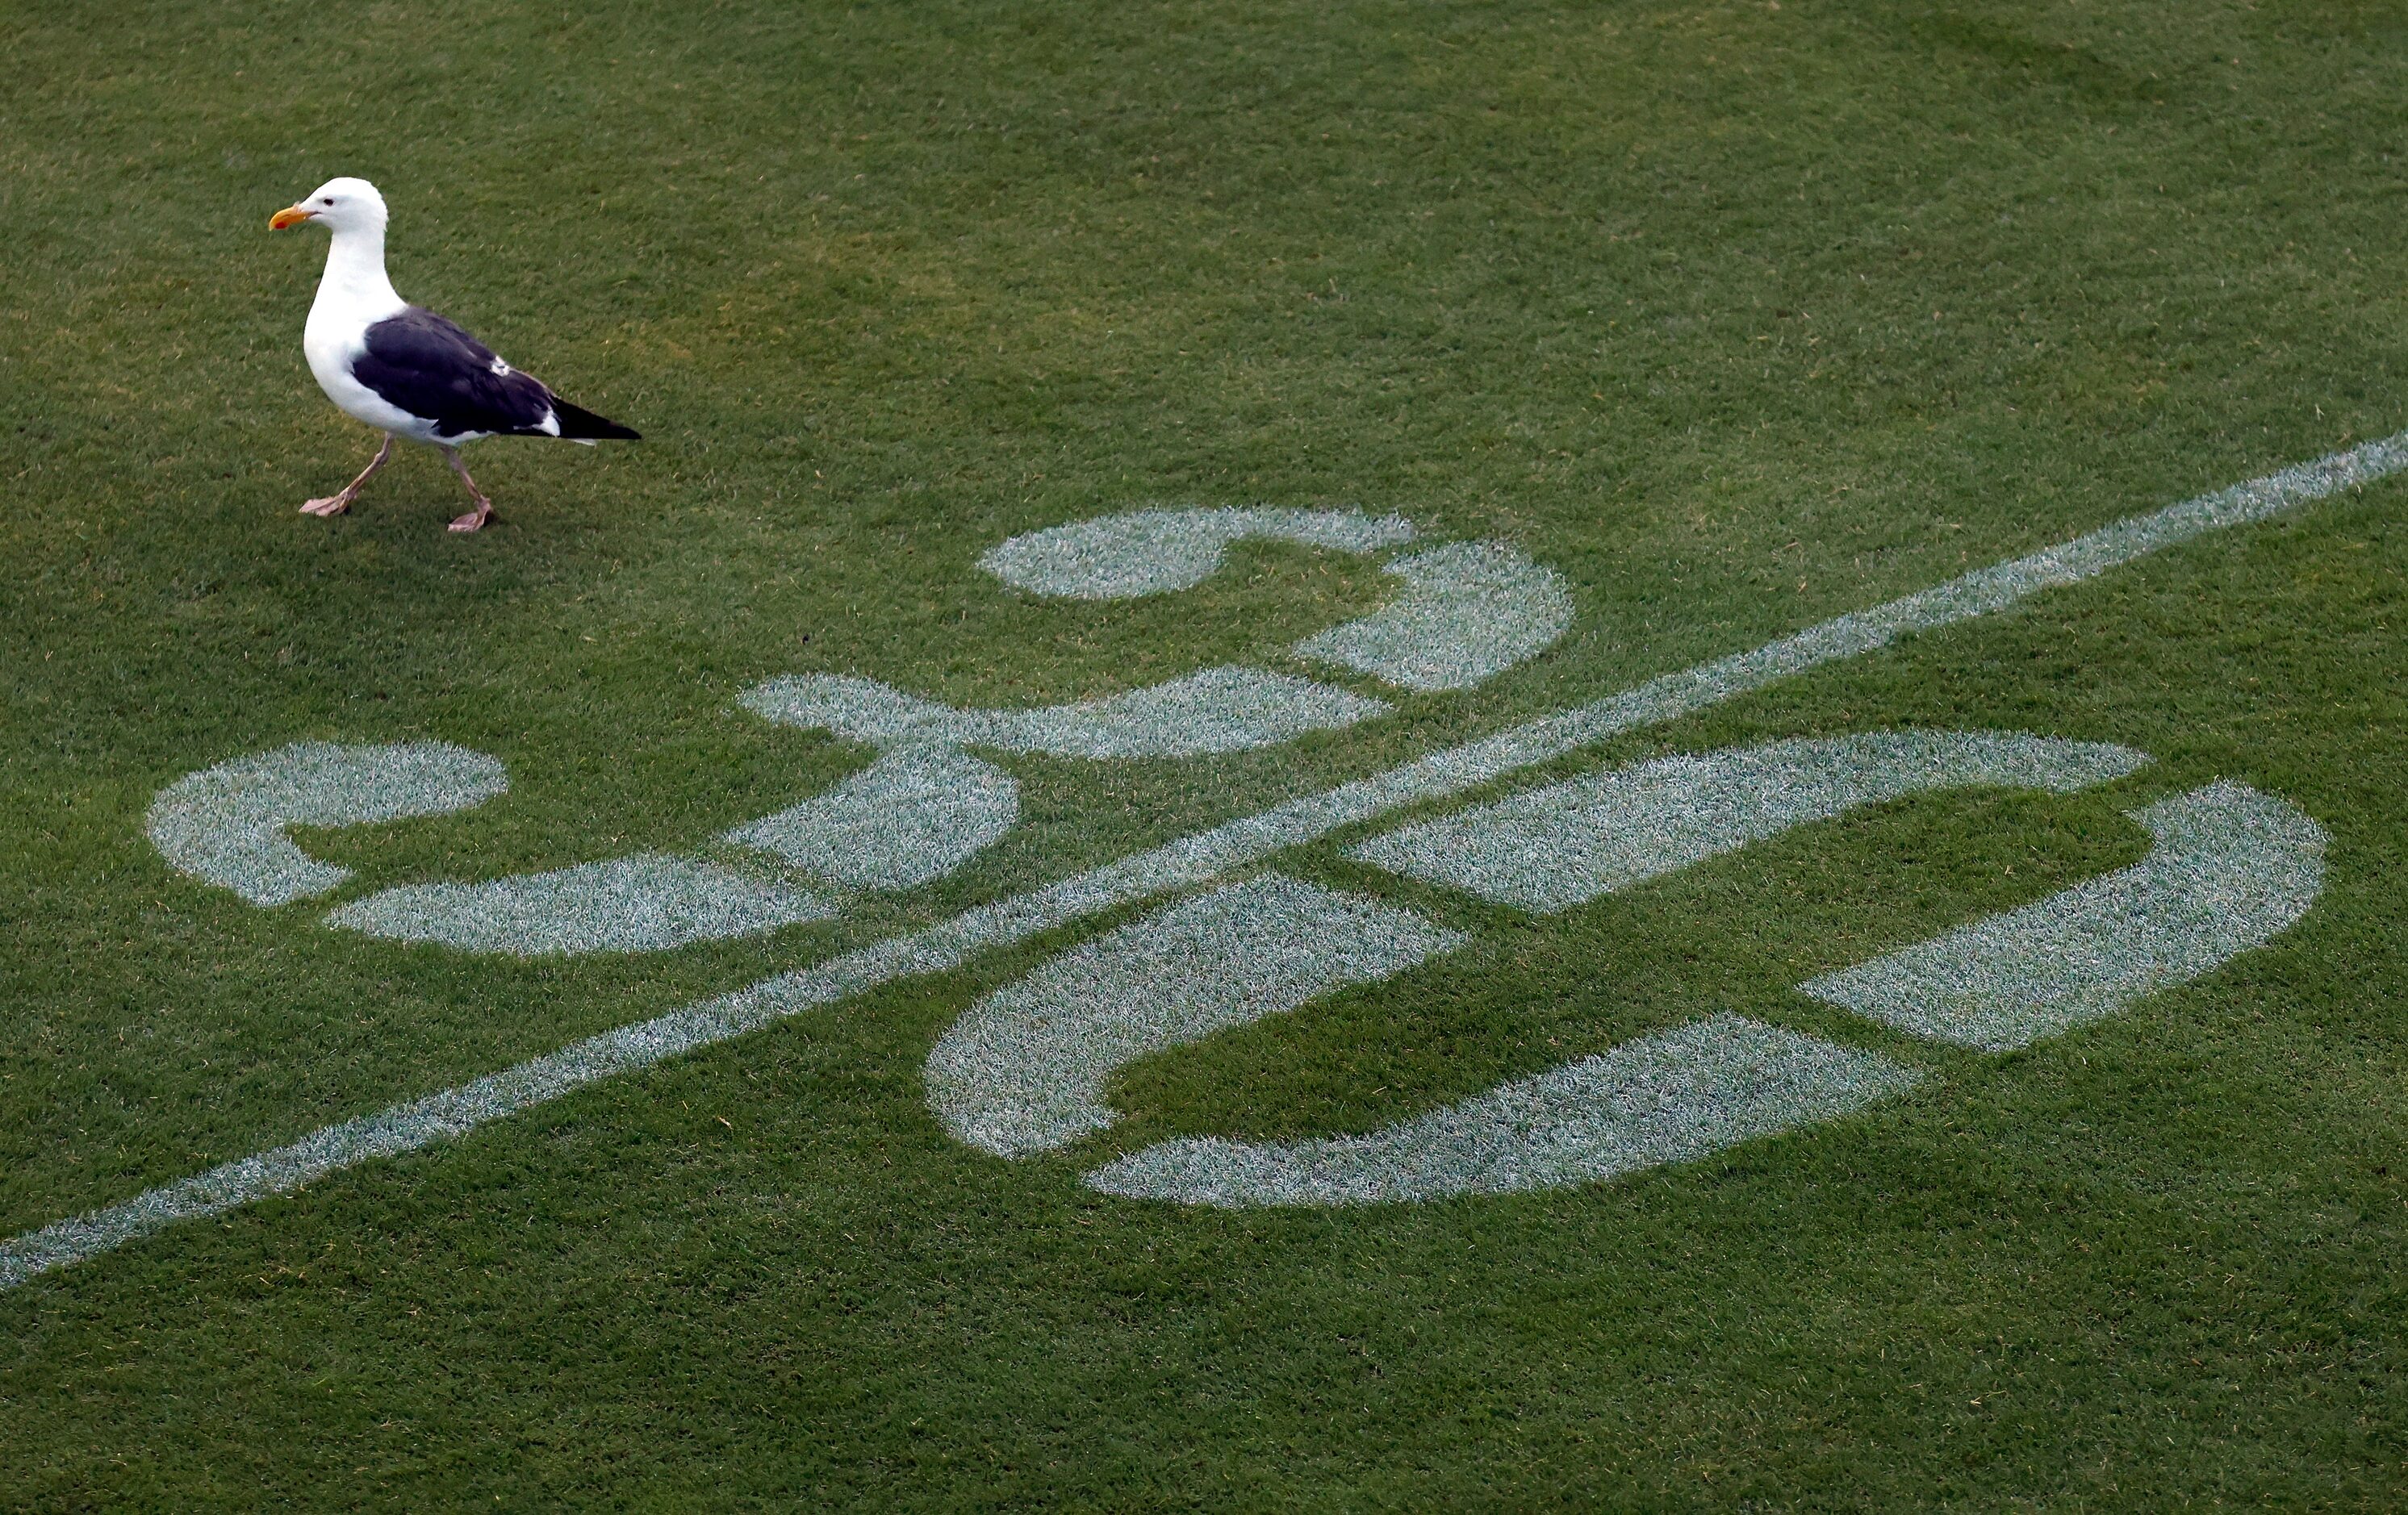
[299,434,394,521]
[441,448,495,533]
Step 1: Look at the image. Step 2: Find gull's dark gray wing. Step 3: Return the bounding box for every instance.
[353,307,558,440]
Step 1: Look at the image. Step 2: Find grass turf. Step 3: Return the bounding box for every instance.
[3,0,2406,1505]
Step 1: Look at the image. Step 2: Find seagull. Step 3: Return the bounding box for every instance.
[270,177,638,532]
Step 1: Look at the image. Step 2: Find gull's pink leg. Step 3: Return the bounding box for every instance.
[443,447,495,533]
[301,433,394,516]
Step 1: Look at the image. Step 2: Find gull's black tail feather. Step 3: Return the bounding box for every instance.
[549,397,641,440]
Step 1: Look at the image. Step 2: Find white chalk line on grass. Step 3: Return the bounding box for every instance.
[7,432,2403,1289]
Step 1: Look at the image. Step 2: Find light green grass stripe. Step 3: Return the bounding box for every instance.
[6,431,2403,1289]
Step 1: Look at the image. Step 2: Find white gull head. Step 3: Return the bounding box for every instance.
[270,177,388,236]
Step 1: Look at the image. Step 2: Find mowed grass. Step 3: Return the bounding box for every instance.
[4,0,2407,1505]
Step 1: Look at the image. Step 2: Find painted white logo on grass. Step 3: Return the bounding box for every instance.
[148,507,1571,955]
[143,536,2335,1213]
[18,433,2389,1288]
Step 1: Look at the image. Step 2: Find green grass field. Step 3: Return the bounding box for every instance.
[6,0,2408,1506]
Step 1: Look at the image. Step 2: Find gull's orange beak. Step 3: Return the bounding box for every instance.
[269,205,315,230]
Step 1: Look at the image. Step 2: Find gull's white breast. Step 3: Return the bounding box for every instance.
[300,269,437,441]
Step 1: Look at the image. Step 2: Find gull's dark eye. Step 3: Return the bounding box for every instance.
[320,196,335,206]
